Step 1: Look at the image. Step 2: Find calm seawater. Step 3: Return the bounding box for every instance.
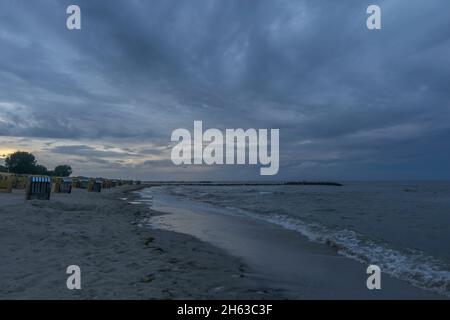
[141,181,450,296]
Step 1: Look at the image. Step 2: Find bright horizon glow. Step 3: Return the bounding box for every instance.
[0,148,17,158]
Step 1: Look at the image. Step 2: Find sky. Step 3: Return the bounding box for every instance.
[0,0,449,180]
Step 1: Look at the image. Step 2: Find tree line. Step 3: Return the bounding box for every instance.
[0,151,72,177]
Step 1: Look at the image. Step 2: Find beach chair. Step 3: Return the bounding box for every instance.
[0,174,13,193]
[102,179,112,189]
[25,176,51,200]
[87,179,102,193]
[54,177,73,193]
[79,179,89,189]
[13,175,28,189]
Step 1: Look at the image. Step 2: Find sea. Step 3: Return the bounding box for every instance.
[138,181,450,296]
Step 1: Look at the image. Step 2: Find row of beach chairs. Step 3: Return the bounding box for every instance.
[0,173,140,200]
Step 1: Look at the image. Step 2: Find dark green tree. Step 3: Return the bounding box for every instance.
[54,165,72,177]
[0,164,7,172]
[34,164,48,175]
[4,151,37,174]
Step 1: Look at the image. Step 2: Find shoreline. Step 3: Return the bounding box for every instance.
[141,186,447,299]
[1,184,446,299]
[0,185,282,299]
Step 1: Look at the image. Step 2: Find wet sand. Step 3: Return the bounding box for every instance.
[145,187,445,299]
[0,186,279,299]
[0,184,445,299]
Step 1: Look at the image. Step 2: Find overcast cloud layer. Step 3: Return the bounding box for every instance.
[1,0,449,180]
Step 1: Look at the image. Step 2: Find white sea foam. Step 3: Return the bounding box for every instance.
[139,185,450,297]
[225,209,450,297]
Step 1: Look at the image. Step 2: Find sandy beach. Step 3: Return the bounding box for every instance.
[1,0,449,305]
[0,184,446,299]
[0,186,280,299]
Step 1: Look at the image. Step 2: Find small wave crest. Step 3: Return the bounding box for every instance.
[140,186,450,297]
[224,207,450,297]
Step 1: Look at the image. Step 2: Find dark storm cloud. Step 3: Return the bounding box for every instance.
[1,0,450,179]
